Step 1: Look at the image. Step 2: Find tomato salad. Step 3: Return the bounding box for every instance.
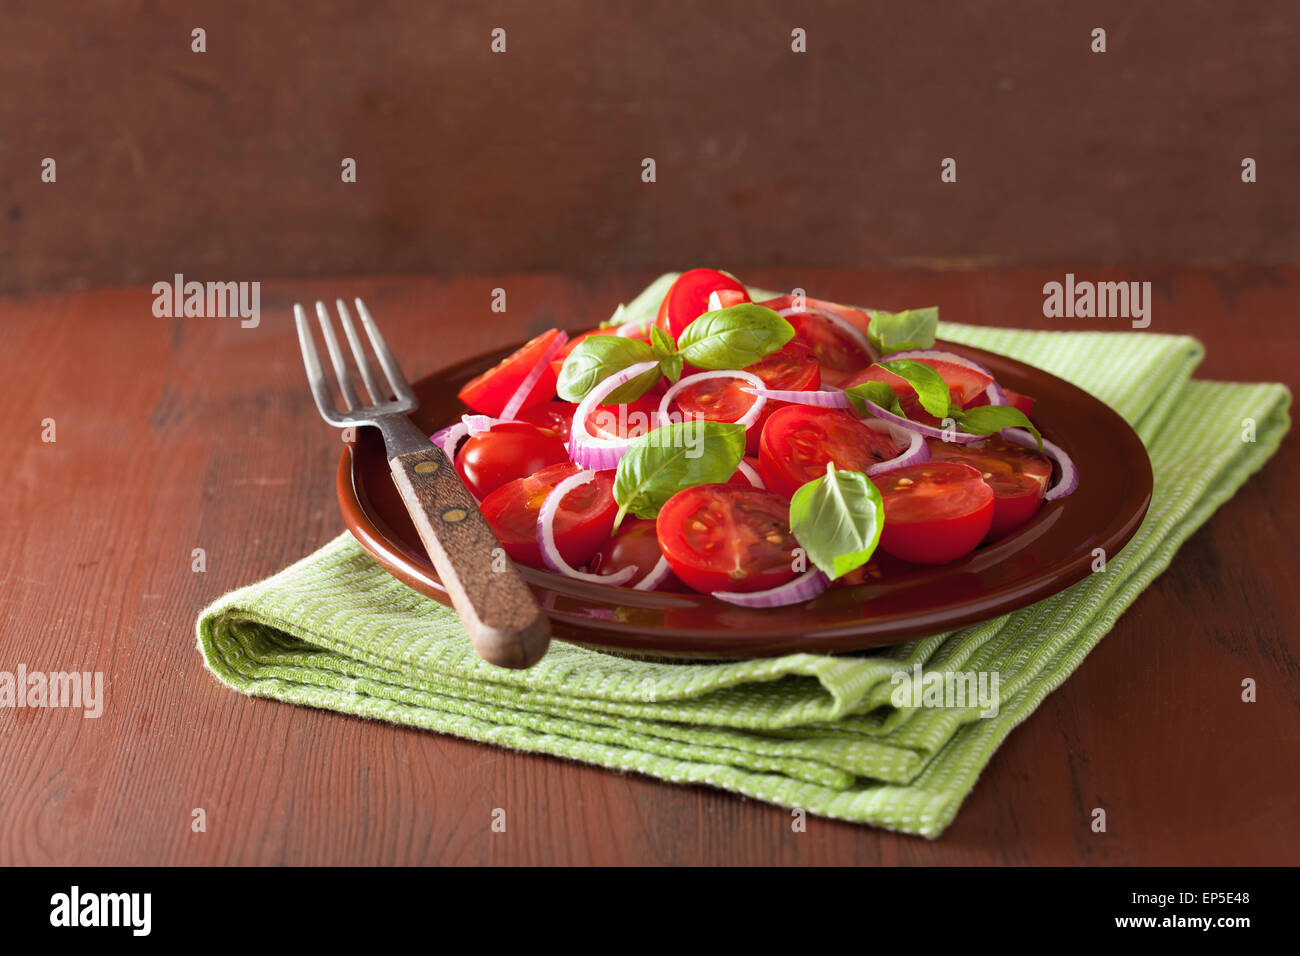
[432,269,1079,607]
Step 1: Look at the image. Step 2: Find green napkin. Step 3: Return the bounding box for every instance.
[197,277,1289,837]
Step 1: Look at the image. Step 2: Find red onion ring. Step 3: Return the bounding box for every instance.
[862,420,930,476]
[430,422,468,457]
[776,305,876,362]
[500,330,569,420]
[713,568,830,607]
[855,397,986,444]
[568,360,661,470]
[1001,428,1079,500]
[536,470,639,585]
[884,348,1006,407]
[633,555,674,591]
[616,319,653,339]
[734,459,765,489]
[741,386,852,408]
[657,370,767,431]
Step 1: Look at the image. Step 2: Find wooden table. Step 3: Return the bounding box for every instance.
[1,266,1295,865]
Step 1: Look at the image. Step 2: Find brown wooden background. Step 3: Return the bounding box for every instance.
[2,0,1298,295]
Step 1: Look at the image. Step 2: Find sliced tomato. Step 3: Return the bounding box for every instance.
[514,400,579,442]
[759,295,872,338]
[585,394,660,442]
[656,484,800,594]
[458,328,563,417]
[588,518,686,590]
[874,462,994,564]
[758,406,901,499]
[655,269,750,341]
[453,422,570,500]
[843,358,995,427]
[743,339,821,453]
[926,436,1051,539]
[479,462,617,570]
[665,374,759,434]
[783,312,872,387]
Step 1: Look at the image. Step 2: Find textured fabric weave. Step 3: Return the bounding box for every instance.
[197,277,1289,837]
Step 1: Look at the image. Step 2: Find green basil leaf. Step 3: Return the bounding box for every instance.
[675,304,795,370]
[843,381,903,417]
[613,421,746,526]
[649,325,683,382]
[952,405,1043,449]
[873,360,953,418]
[866,307,939,355]
[556,335,658,404]
[789,463,885,580]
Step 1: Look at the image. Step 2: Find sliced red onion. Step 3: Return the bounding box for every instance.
[500,330,569,420]
[856,398,986,444]
[461,413,523,436]
[616,319,653,339]
[568,360,661,470]
[430,422,468,457]
[713,568,830,607]
[1001,428,1079,500]
[862,420,930,476]
[884,348,1006,407]
[536,470,639,585]
[741,386,852,408]
[706,291,723,312]
[735,459,765,489]
[633,555,673,591]
[777,305,876,361]
[657,370,766,431]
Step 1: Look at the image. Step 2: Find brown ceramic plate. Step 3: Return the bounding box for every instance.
[338,337,1152,659]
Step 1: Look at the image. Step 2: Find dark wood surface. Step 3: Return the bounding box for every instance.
[4,1,1299,294]
[0,266,1296,865]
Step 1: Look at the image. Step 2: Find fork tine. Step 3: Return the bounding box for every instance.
[353,298,416,404]
[335,298,388,404]
[294,304,343,424]
[314,301,360,411]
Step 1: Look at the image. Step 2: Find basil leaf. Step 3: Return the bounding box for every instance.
[649,325,684,382]
[843,381,903,417]
[556,335,659,404]
[613,421,746,525]
[873,360,953,418]
[952,405,1043,449]
[866,307,938,355]
[675,304,795,370]
[789,463,884,580]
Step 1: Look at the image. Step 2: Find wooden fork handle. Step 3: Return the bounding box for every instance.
[389,445,551,669]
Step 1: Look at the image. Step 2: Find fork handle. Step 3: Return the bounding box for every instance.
[389,446,551,669]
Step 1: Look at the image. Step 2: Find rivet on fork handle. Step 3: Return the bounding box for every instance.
[388,444,551,669]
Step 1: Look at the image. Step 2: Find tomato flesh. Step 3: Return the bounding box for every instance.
[758,406,901,499]
[585,395,661,441]
[783,311,872,387]
[458,328,563,417]
[926,436,1051,539]
[514,400,579,442]
[453,422,569,501]
[743,339,821,454]
[874,462,994,564]
[656,485,800,593]
[656,269,750,341]
[479,462,617,569]
[588,518,685,590]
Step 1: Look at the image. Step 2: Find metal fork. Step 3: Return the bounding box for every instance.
[294,298,550,669]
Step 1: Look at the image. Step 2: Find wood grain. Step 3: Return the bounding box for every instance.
[3,1,1299,294]
[0,268,1295,865]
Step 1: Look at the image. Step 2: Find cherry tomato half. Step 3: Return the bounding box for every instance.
[515,400,579,442]
[784,311,872,387]
[656,484,800,594]
[656,269,750,341]
[588,518,686,590]
[458,328,564,418]
[926,436,1051,539]
[585,394,661,442]
[453,422,570,500]
[742,339,821,453]
[874,461,994,565]
[479,462,618,570]
[758,406,901,499]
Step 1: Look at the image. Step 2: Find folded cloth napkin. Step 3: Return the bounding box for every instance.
[197,277,1290,837]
